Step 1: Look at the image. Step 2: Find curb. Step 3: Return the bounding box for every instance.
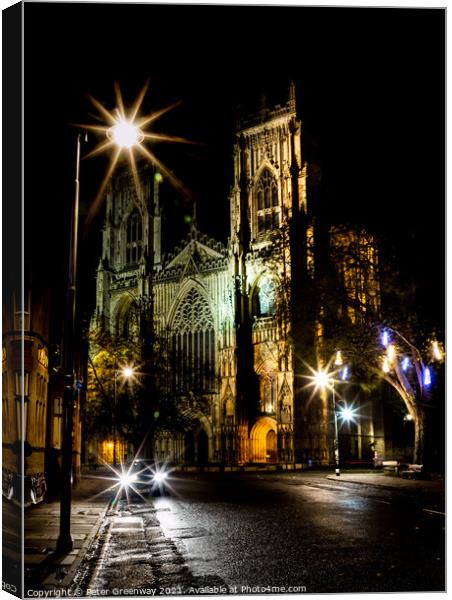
[324,474,444,494]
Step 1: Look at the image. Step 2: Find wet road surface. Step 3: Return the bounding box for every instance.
[83,472,445,594]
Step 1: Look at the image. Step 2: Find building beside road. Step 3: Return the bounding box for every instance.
[2,263,82,506]
[88,83,389,468]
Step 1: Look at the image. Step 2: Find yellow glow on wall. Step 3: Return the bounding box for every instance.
[100,439,125,464]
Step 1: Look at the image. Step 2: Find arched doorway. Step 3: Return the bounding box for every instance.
[184,431,195,464]
[250,417,278,463]
[197,429,208,466]
[266,430,277,462]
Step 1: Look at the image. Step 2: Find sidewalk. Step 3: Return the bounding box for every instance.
[325,471,445,495]
[25,473,114,591]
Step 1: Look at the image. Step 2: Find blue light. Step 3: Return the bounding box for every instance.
[381,330,389,347]
[423,367,432,387]
[341,366,349,381]
[402,357,410,371]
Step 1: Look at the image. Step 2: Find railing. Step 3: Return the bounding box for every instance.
[252,316,277,343]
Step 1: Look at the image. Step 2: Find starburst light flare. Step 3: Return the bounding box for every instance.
[79,82,196,226]
[107,117,144,149]
[119,363,137,382]
[303,361,337,393]
[338,404,360,424]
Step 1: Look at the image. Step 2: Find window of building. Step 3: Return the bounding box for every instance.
[256,169,281,235]
[2,372,9,442]
[52,396,63,450]
[260,373,277,413]
[125,211,143,265]
[171,288,216,394]
[257,277,277,317]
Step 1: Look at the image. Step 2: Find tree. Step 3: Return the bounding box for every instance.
[315,224,444,469]
[85,327,140,458]
[85,303,191,461]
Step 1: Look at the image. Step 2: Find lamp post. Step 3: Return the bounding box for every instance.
[313,368,341,476]
[313,350,348,478]
[332,381,340,476]
[56,108,145,554]
[56,132,81,554]
[113,363,135,466]
[332,350,343,476]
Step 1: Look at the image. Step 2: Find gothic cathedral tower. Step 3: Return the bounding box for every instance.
[224,82,311,465]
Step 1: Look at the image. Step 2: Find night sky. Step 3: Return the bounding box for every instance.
[23,3,445,333]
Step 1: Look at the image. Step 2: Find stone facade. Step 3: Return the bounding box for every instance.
[90,85,385,467]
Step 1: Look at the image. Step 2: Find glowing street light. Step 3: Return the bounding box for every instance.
[57,85,169,551]
[338,404,359,424]
[340,406,354,422]
[314,369,331,390]
[120,364,136,380]
[80,83,193,227]
[112,363,138,466]
[107,117,144,149]
[312,367,341,476]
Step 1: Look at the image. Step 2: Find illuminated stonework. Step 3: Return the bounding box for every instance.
[90,84,384,467]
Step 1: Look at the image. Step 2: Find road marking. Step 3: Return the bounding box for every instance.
[374,499,391,505]
[422,508,445,516]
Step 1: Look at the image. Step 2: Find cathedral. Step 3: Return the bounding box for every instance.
[89,83,385,468]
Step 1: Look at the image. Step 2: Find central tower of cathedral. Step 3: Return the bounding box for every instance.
[225,81,307,464]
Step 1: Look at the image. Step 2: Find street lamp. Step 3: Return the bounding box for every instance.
[107,118,144,149]
[313,367,341,476]
[113,363,136,466]
[332,351,345,476]
[57,113,144,554]
[56,132,82,554]
[338,404,359,424]
[331,378,340,477]
[310,350,348,477]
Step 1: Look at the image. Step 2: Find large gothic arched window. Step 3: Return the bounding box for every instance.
[256,169,280,234]
[126,211,143,265]
[254,277,277,317]
[171,288,216,394]
[260,373,277,413]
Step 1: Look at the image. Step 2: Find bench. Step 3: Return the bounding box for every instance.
[382,460,399,475]
[373,458,400,475]
[400,464,424,480]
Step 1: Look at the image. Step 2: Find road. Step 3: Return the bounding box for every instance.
[81,472,445,594]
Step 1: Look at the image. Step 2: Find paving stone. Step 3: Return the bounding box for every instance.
[21,474,112,590]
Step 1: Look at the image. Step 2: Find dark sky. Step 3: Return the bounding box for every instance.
[24,3,445,330]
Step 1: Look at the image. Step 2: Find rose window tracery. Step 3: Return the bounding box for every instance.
[172,288,214,333]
